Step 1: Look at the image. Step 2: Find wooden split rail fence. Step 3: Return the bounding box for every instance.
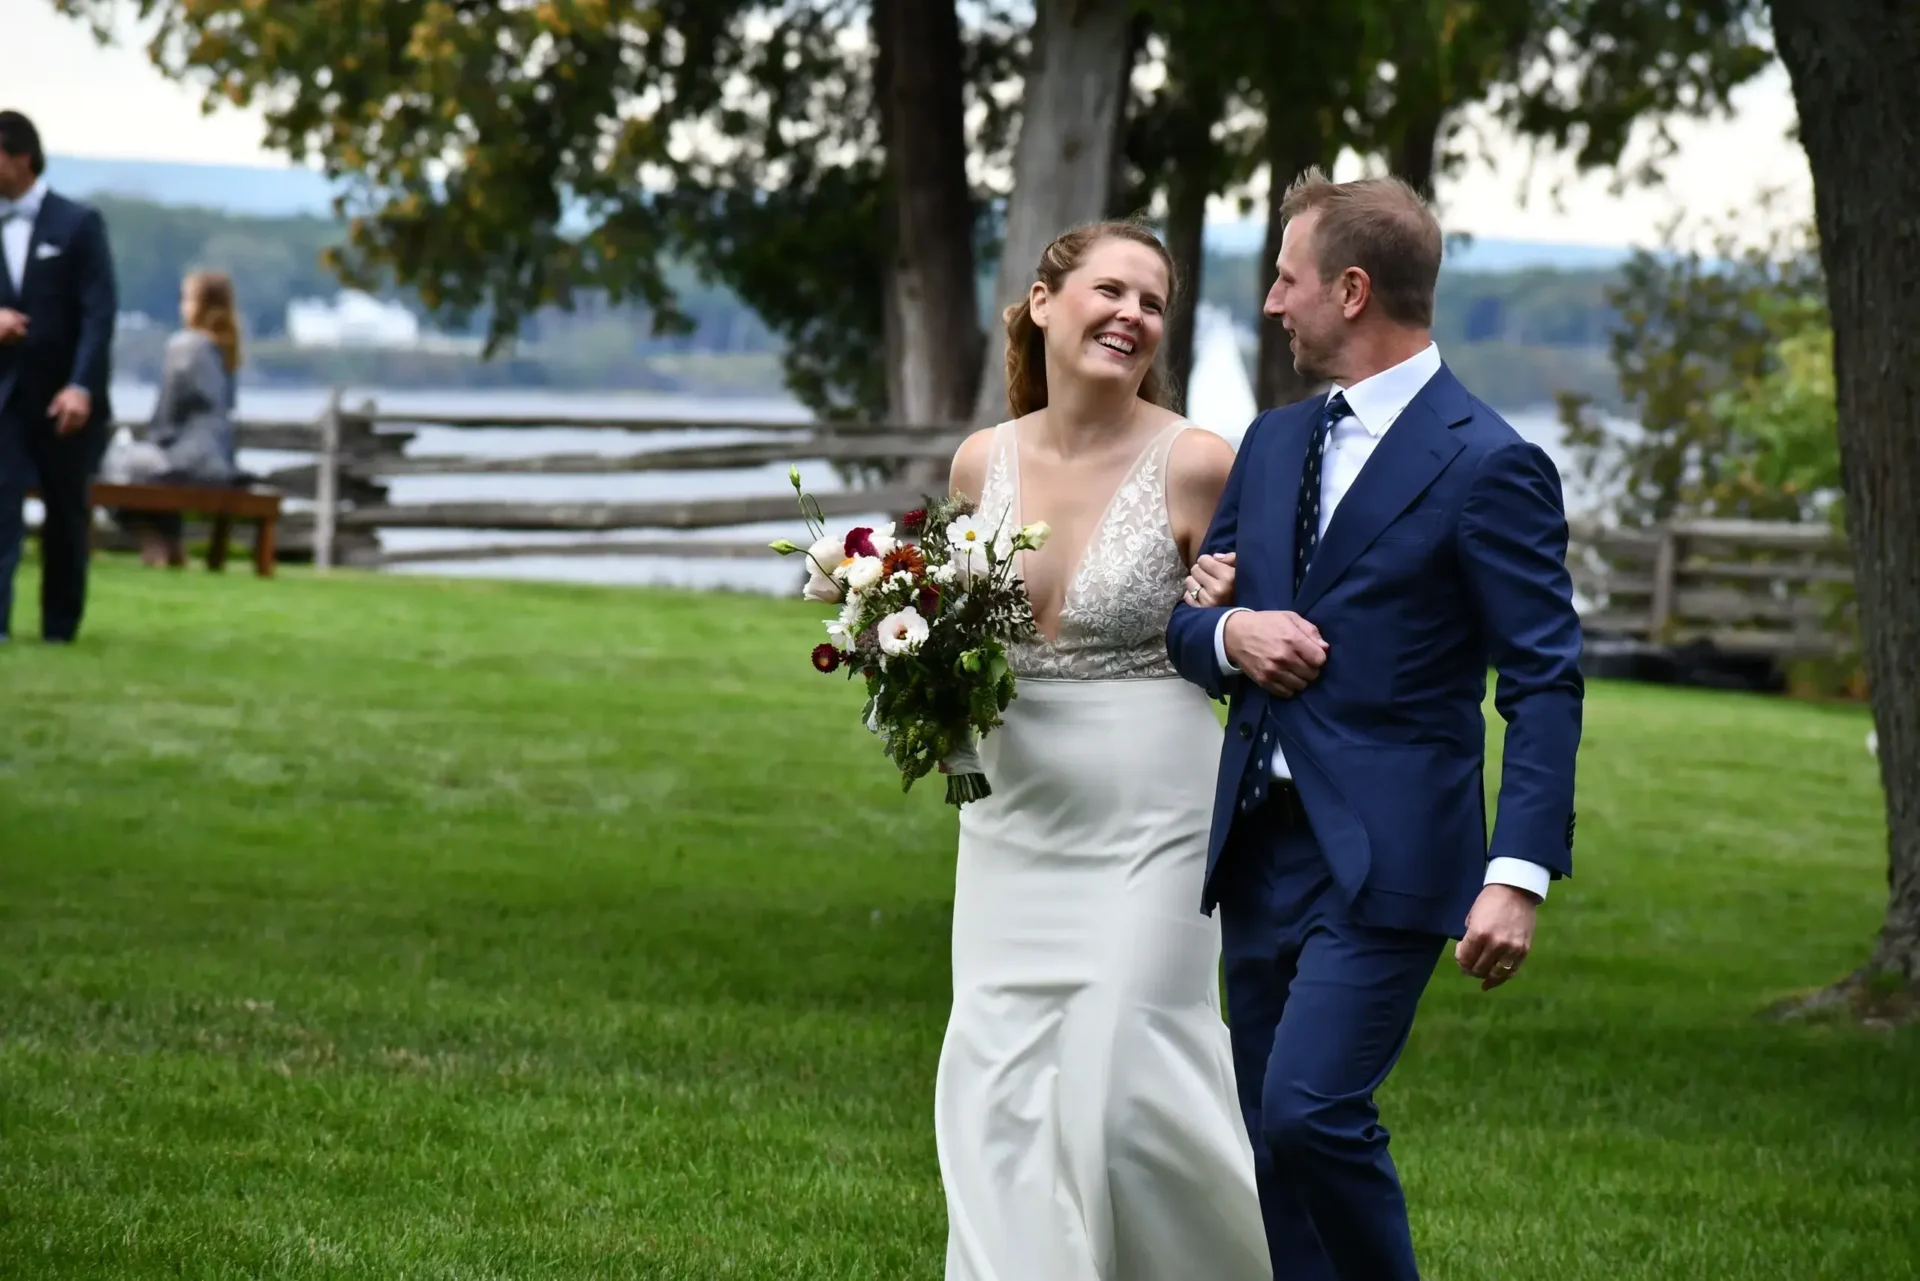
[108,393,1854,663]
[113,392,960,572]
[1567,516,1853,661]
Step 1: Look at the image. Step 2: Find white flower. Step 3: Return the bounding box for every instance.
[946,515,991,583]
[825,601,859,649]
[946,514,981,542]
[1018,521,1051,551]
[868,521,898,557]
[842,555,886,593]
[877,607,930,656]
[930,562,959,586]
[802,533,846,602]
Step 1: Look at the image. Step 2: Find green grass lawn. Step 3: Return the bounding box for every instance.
[0,561,1912,1279]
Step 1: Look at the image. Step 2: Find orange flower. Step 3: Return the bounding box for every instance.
[882,545,927,578]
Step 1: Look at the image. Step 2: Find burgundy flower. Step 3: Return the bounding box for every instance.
[916,584,941,617]
[900,507,928,535]
[843,526,878,558]
[810,643,842,673]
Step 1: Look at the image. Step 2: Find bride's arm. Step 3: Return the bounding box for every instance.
[947,428,995,504]
[1165,427,1243,699]
[1166,429,1236,566]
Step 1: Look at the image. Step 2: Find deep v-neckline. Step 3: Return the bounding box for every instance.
[1008,420,1177,645]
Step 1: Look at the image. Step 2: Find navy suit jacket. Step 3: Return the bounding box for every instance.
[0,189,117,432]
[1167,365,1583,938]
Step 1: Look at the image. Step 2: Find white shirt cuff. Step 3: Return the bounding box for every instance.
[1484,857,1551,902]
[1213,607,1250,675]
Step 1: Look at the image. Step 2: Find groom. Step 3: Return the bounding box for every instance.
[1166,168,1582,1280]
[0,110,117,644]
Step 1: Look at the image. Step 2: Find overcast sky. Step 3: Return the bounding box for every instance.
[4,1,1814,248]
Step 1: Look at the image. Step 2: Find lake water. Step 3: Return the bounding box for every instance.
[108,381,1601,597]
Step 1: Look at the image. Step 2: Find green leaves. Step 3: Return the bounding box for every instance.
[1559,208,1827,528]
[57,0,743,353]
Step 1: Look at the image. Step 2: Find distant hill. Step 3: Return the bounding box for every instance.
[49,153,1637,274]
[1197,216,1634,273]
[49,154,342,218]
[67,165,1630,410]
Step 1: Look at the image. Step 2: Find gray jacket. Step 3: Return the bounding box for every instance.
[147,329,237,482]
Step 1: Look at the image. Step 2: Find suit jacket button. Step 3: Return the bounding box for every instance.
[1238,723,1252,739]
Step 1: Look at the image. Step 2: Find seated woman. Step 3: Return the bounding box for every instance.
[116,270,242,566]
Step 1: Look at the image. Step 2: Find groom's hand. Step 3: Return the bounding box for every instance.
[1456,885,1538,990]
[1223,610,1327,697]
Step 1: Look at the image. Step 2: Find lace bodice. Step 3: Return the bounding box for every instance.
[976,420,1190,681]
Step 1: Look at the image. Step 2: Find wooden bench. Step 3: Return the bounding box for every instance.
[88,482,283,577]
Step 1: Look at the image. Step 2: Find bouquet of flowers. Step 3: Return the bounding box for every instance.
[771,467,1049,806]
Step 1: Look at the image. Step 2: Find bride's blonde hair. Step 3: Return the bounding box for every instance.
[1001,220,1180,420]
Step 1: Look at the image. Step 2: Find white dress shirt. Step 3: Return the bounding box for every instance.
[1212,342,1552,901]
[0,177,47,294]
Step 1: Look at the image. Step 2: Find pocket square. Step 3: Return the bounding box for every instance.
[34,242,62,260]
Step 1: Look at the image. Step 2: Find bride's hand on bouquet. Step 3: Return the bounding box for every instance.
[1184,552,1236,608]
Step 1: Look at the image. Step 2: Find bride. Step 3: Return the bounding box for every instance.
[939,221,1271,1280]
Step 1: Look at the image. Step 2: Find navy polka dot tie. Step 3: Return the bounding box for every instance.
[1293,391,1350,594]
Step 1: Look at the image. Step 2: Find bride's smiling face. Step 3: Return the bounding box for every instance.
[1031,238,1169,395]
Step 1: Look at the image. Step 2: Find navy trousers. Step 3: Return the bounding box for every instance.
[1217,786,1445,1281]
[0,411,102,642]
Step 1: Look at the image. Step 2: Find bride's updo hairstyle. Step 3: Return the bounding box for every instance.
[1003,219,1180,419]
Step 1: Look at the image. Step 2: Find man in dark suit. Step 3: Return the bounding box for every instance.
[0,110,117,644]
[1166,168,1584,1279]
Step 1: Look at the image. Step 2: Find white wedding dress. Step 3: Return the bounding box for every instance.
[935,421,1270,1281]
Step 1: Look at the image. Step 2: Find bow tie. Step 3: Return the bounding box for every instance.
[0,196,38,223]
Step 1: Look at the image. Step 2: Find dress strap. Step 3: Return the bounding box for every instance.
[978,420,1020,531]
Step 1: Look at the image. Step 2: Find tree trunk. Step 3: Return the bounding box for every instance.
[1770,0,1920,995]
[1162,165,1208,417]
[1254,100,1337,409]
[972,0,1134,424]
[874,0,981,433]
[1104,10,1154,220]
[1390,99,1446,201]
[1161,76,1224,416]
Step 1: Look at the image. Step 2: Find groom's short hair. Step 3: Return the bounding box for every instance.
[1280,167,1442,328]
[0,111,45,177]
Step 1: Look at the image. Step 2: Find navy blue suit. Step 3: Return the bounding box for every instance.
[1166,364,1583,1279]
[0,188,117,641]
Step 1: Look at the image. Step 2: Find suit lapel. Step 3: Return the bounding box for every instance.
[0,205,20,305]
[16,194,57,299]
[1294,366,1473,612]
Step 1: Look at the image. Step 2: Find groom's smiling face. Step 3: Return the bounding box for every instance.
[1266,211,1345,382]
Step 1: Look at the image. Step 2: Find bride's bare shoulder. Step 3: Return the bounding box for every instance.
[1164,419,1237,519]
[949,426,1001,502]
[1164,419,1235,482]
